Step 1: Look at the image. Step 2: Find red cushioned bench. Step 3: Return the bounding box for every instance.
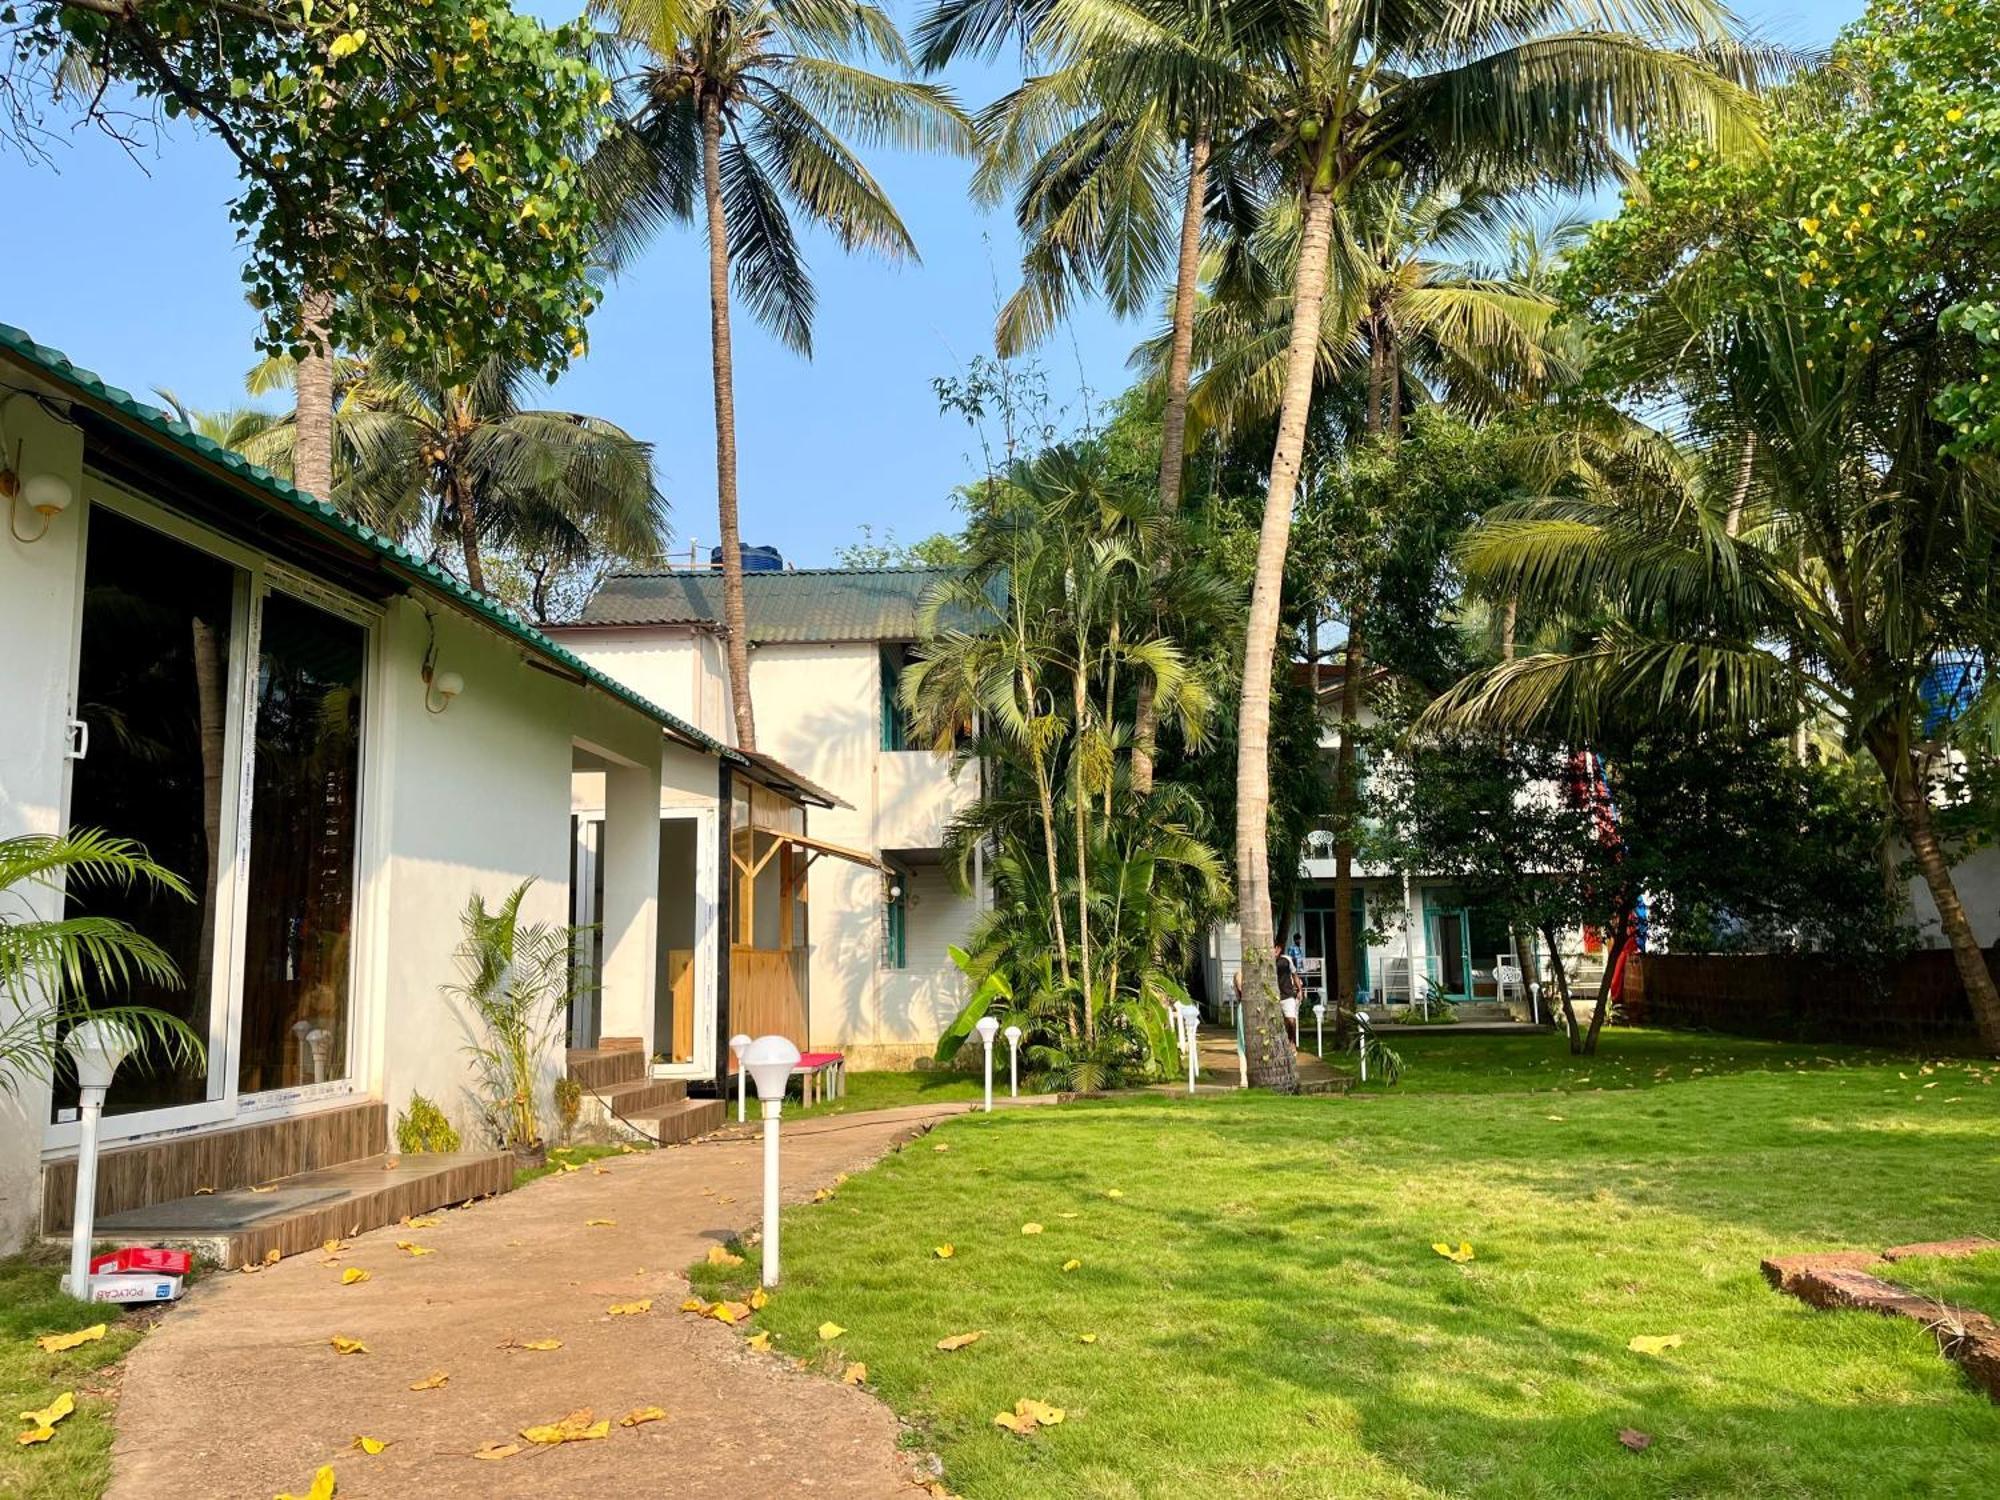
[793,1051,846,1107]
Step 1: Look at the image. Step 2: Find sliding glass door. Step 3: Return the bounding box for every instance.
[54,499,370,1132]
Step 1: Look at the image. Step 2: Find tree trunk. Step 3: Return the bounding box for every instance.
[448,466,485,595]
[1884,747,2000,1054]
[702,95,757,751]
[1072,662,1093,1040]
[1023,665,1073,991]
[1501,596,1518,661]
[1541,920,1583,1053]
[293,288,335,503]
[1581,900,1630,1056]
[1131,132,1210,796]
[1235,183,1337,1092]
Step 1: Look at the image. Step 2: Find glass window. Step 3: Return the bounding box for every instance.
[57,509,243,1118]
[880,645,917,751]
[882,872,907,969]
[237,591,365,1092]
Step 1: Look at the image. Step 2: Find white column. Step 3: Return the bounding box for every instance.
[597,761,661,1049]
[761,1100,783,1286]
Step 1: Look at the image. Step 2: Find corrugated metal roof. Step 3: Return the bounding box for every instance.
[579,567,970,642]
[0,321,743,765]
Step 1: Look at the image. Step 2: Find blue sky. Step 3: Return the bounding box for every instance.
[1,1,1864,567]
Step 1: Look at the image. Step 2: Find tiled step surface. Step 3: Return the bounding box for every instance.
[565,1046,647,1092]
[622,1098,726,1146]
[82,1150,512,1269]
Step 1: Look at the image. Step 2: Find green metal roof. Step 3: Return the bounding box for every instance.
[578,566,971,642]
[0,321,743,766]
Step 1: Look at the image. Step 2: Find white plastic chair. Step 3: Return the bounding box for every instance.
[1493,959,1525,1007]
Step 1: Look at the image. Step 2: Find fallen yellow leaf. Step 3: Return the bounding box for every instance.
[841,1362,867,1386]
[746,1331,773,1351]
[608,1299,653,1316]
[706,1245,743,1267]
[18,1390,73,1431]
[1061,1259,1081,1273]
[680,1297,707,1312]
[472,1441,520,1460]
[408,1372,449,1391]
[1431,1242,1476,1264]
[340,1267,371,1286]
[264,1248,282,1266]
[586,1218,616,1227]
[16,1426,54,1446]
[1016,1398,1065,1427]
[1021,1223,1043,1236]
[992,1411,1033,1434]
[934,1244,956,1260]
[818,1322,847,1341]
[1078,1333,1098,1344]
[706,1301,751,1325]
[329,1336,368,1356]
[521,1409,611,1445]
[936,1330,984,1352]
[510,1338,562,1352]
[402,1216,440,1230]
[273,1463,337,1500]
[620,1405,668,1426]
[749,1288,769,1310]
[933,1142,950,1152]
[813,1187,835,1203]
[1105,1189,1124,1199]
[322,1239,344,1257]
[395,1242,435,1257]
[351,1435,388,1455]
[1628,1333,1685,1357]
[35,1325,105,1354]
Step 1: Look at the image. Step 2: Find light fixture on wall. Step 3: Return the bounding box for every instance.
[1,390,77,543]
[420,610,465,714]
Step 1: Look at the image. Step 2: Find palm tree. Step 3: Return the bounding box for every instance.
[1423,323,2000,1055]
[1,831,205,1097]
[592,0,973,750]
[1060,0,1766,1089]
[239,352,667,606]
[928,0,1256,794]
[1184,178,1579,1026]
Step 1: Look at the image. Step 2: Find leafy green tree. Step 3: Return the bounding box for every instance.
[1056,0,1764,1089]
[1,831,205,1097]
[10,3,611,379]
[832,524,966,569]
[1430,3,2000,1052]
[592,0,972,750]
[237,351,666,601]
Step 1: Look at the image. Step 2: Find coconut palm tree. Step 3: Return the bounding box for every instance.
[1,831,205,1098]
[239,352,667,604]
[1057,0,1767,1089]
[590,0,973,751]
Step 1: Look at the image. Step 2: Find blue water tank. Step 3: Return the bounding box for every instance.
[1921,649,1985,733]
[710,544,785,572]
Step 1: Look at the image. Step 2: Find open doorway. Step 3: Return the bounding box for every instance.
[656,814,700,1063]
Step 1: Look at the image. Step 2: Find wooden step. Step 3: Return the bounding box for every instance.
[566,1046,647,1091]
[587,1077,687,1119]
[74,1150,512,1269]
[620,1098,725,1146]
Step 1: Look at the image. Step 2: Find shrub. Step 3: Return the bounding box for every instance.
[395,1091,461,1154]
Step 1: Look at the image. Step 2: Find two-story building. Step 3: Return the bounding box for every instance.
[551,567,984,1070]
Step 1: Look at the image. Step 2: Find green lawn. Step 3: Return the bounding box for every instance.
[790,1066,988,1118]
[691,1027,2000,1499]
[0,1254,145,1500]
[1885,1248,2000,1317]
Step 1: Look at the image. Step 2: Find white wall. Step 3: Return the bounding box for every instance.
[0,390,85,1250]
[1905,840,2000,948]
[556,629,732,745]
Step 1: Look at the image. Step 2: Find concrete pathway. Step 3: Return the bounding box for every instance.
[110,1103,1000,1500]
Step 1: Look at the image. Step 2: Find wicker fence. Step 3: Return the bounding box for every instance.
[1624,948,1995,1049]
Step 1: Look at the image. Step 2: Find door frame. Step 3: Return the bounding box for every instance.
[1422,894,1472,999]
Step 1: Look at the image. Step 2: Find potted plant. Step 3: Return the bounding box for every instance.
[446,879,580,1167]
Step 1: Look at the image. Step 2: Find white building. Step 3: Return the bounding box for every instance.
[0,323,841,1258]
[551,567,984,1068]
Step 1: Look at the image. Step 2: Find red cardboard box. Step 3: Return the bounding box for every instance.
[90,1247,192,1277]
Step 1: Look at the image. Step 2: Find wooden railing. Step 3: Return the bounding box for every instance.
[730,946,809,1047]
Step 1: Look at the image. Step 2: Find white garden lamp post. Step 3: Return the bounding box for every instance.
[1312,1002,1326,1057]
[62,1019,137,1299]
[744,1034,801,1287]
[729,1033,752,1124]
[1357,1007,1371,1083]
[1181,1003,1199,1095]
[975,1015,1000,1112]
[1004,1025,1021,1098]
[1529,982,1542,1027]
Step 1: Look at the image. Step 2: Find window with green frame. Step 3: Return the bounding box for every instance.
[880,644,918,751]
[882,870,908,968]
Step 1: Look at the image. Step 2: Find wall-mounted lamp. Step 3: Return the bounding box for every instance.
[2,441,75,543]
[420,610,465,714]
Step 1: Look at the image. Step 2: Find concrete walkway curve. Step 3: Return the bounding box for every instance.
[109,1103,1009,1500]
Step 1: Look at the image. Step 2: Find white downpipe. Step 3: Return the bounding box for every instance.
[68,1091,105,1296]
